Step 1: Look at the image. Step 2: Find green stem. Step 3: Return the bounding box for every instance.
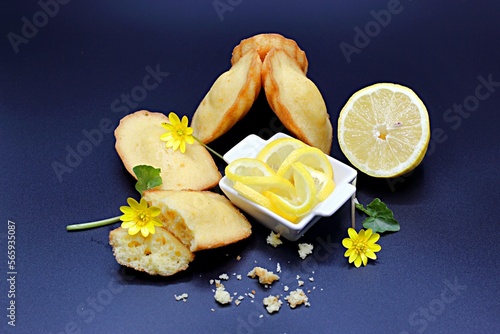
[66,215,121,231]
[193,135,226,162]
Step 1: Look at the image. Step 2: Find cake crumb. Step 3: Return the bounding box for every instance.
[298,243,313,259]
[236,274,242,280]
[219,273,229,280]
[284,285,289,292]
[214,283,232,305]
[248,267,280,285]
[298,280,304,287]
[236,255,241,261]
[263,295,283,314]
[276,262,281,273]
[266,231,283,247]
[174,293,188,302]
[309,277,314,282]
[285,289,309,308]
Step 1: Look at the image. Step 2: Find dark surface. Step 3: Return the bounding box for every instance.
[1,1,499,333]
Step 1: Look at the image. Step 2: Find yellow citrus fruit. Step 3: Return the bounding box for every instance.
[266,162,316,216]
[233,181,299,223]
[225,158,275,182]
[337,83,430,178]
[277,146,333,181]
[302,165,335,201]
[232,181,273,209]
[256,137,307,172]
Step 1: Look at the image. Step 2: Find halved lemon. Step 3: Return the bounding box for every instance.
[266,162,317,217]
[337,83,430,178]
[256,137,307,172]
[276,146,333,181]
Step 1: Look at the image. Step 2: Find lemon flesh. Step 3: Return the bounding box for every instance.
[337,83,430,178]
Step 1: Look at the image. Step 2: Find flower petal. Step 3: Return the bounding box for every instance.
[364,228,372,240]
[368,233,380,244]
[348,252,358,264]
[169,112,181,125]
[347,228,358,240]
[181,115,189,127]
[128,225,141,235]
[354,256,362,268]
[148,206,161,217]
[365,249,377,260]
[161,122,174,130]
[140,226,150,238]
[121,221,136,229]
[344,248,353,257]
[120,213,136,222]
[179,141,186,153]
[127,198,141,210]
[185,135,195,144]
[342,238,353,248]
[369,243,382,252]
[360,252,368,266]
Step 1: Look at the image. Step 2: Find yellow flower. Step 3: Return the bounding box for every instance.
[119,197,163,237]
[160,112,195,153]
[342,228,381,268]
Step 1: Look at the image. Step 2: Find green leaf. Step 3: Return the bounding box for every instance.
[133,165,162,195]
[355,198,400,233]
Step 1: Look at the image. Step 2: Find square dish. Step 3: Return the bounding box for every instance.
[219,133,357,241]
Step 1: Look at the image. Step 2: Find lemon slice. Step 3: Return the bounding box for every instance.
[277,146,333,181]
[233,181,299,223]
[225,158,275,182]
[266,162,316,217]
[302,165,335,201]
[256,137,307,172]
[338,83,430,177]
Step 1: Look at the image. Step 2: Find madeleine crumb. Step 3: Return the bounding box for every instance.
[219,273,229,280]
[174,293,188,302]
[214,284,232,305]
[298,243,313,259]
[248,266,280,285]
[266,231,283,247]
[285,289,309,308]
[263,295,282,314]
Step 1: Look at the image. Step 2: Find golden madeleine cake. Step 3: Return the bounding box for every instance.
[143,190,252,252]
[262,48,333,154]
[191,49,262,143]
[115,110,221,190]
[231,33,309,74]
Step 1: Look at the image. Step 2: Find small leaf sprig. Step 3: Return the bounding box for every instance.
[355,198,400,233]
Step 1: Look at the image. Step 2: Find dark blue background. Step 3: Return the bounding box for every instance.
[1,1,499,333]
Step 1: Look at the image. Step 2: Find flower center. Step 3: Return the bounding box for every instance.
[137,212,149,226]
[353,240,367,254]
[175,127,185,137]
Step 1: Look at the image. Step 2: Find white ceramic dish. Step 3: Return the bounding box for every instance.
[219,133,357,241]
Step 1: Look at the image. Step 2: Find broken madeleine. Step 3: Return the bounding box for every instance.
[143,190,252,252]
[262,48,333,154]
[191,49,262,144]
